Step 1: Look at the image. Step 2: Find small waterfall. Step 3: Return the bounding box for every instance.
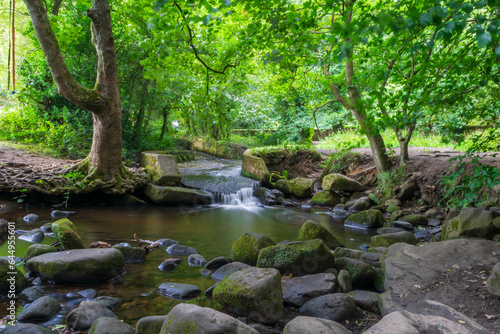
[213,184,260,206]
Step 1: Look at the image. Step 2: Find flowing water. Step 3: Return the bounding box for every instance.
[0,153,376,327]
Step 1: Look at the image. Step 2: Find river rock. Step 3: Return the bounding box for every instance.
[18,229,44,243]
[487,261,500,296]
[136,315,168,334]
[299,220,342,249]
[376,227,405,235]
[23,244,57,262]
[212,262,250,282]
[155,238,178,247]
[51,210,76,218]
[26,248,125,284]
[17,296,61,322]
[257,240,334,276]
[206,256,232,270]
[441,207,500,240]
[158,282,201,300]
[399,214,428,227]
[346,197,372,212]
[334,257,374,287]
[371,231,418,248]
[188,254,208,267]
[293,177,314,198]
[333,248,364,260]
[67,301,117,331]
[311,191,342,207]
[427,218,441,227]
[254,187,277,205]
[385,204,400,213]
[213,267,283,324]
[18,286,46,303]
[348,290,380,314]
[112,245,146,263]
[391,220,413,231]
[337,270,352,293]
[322,173,366,192]
[364,300,489,334]
[299,293,360,322]
[242,149,269,181]
[166,244,197,256]
[344,209,384,229]
[274,179,294,195]
[390,209,412,222]
[394,178,419,201]
[0,324,53,334]
[232,232,276,266]
[23,214,39,223]
[0,259,26,294]
[141,152,181,186]
[360,252,381,268]
[161,303,259,333]
[89,316,134,334]
[93,296,122,310]
[282,273,337,307]
[283,316,352,334]
[40,223,53,233]
[51,218,86,250]
[158,258,182,272]
[145,184,213,206]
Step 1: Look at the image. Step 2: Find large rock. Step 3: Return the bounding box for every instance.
[398,214,428,227]
[322,173,366,192]
[231,232,276,266]
[364,300,489,334]
[441,207,500,240]
[257,240,334,276]
[344,210,384,229]
[89,317,134,334]
[299,220,342,249]
[213,267,283,324]
[282,273,337,307]
[293,177,315,198]
[283,316,352,334]
[17,296,61,322]
[212,262,250,282]
[160,303,259,333]
[166,244,197,256]
[299,293,360,322]
[371,231,418,248]
[0,323,53,334]
[26,248,125,284]
[51,218,86,250]
[345,197,371,212]
[311,191,342,207]
[241,149,269,181]
[0,259,26,294]
[23,244,58,263]
[141,152,181,186]
[334,257,374,287]
[135,315,167,334]
[67,301,117,331]
[348,290,380,314]
[157,282,201,300]
[394,179,419,201]
[274,179,294,195]
[145,184,213,206]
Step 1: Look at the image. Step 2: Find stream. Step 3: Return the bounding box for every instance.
[0,153,376,327]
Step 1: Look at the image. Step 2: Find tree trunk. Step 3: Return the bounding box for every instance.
[159,107,169,141]
[399,139,410,165]
[133,79,148,140]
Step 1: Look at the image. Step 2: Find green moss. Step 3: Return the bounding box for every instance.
[298,220,342,249]
[51,218,86,250]
[231,233,275,266]
[310,191,342,206]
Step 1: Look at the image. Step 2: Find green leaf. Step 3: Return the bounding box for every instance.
[419,13,433,27]
[477,31,492,47]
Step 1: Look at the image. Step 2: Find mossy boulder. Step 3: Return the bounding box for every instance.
[293,177,315,198]
[442,207,500,240]
[274,179,294,195]
[310,191,342,207]
[51,218,86,250]
[241,149,269,181]
[256,240,334,276]
[322,173,366,192]
[140,152,181,186]
[344,210,384,229]
[399,214,429,227]
[283,316,352,334]
[213,267,283,324]
[17,296,61,322]
[371,231,418,248]
[231,233,276,266]
[145,184,213,206]
[135,316,167,334]
[26,248,125,284]
[89,317,134,334]
[298,220,342,249]
[160,303,258,334]
[24,244,58,263]
[346,197,372,212]
[333,248,364,260]
[0,259,26,295]
[334,257,375,287]
[386,204,401,213]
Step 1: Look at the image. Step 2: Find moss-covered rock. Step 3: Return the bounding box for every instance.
[334,257,375,287]
[386,204,401,213]
[89,317,134,334]
[274,179,294,195]
[256,240,334,276]
[371,231,418,248]
[51,218,86,250]
[23,244,58,263]
[213,267,283,324]
[310,191,342,207]
[293,178,315,198]
[399,214,429,227]
[231,233,276,266]
[322,173,366,192]
[299,220,342,249]
[333,248,364,260]
[141,152,182,186]
[241,149,269,181]
[145,184,213,206]
[344,209,384,229]
[136,316,168,334]
[442,207,500,240]
[390,210,412,222]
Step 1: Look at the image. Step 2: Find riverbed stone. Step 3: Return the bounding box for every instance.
[311,191,342,207]
[136,315,168,334]
[361,252,381,268]
[254,187,277,205]
[67,301,117,331]
[51,210,76,218]
[390,209,412,222]
[371,231,418,248]
[145,184,213,206]
[344,209,384,229]
[23,214,39,223]
[18,286,46,303]
[242,149,269,181]
[158,282,202,300]
[17,296,61,322]
[299,293,359,322]
[0,259,26,294]
[282,273,337,307]
[322,173,366,192]
[441,207,500,240]
[232,232,276,266]
[299,220,342,249]
[213,267,283,324]
[26,248,125,284]
[23,244,57,262]
[155,238,178,247]
[0,324,53,334]
[188,254,208,267]
[51,218,86,250]
[348,290,380,314]
[166,244,197,256]
[256,240,334,276]
[293,177,314,198]
[334,257,374,287]
[385,204,400,213]
[112,245,146,263]
[333,248,364,260]
[18,229,44,243]
[376,227,405,235]
[399,214,428,227]
[391,220,414,231]
[158,258,182,272]
[274,179,294,195]
[283,316,352,334]
[93,296,122,310]
[206,256,232,270]
[141,152,181,186]
[337,270,352,293]
[39,223,52,233]
[161,303,259,333]
[89,317,134,334]
[212,262,250,282]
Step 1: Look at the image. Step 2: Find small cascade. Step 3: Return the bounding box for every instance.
[213,184,260,206]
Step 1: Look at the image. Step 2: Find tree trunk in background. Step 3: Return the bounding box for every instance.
[133,79,148,141]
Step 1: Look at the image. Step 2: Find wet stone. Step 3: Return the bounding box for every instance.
[93,296,122,310]
[166,244,197,256]
[205,256,232,270]
[158,258,182,272]
[392,220,414,231]
[428,218,442,227]
[188,254,208,267]
[18,229,44,243]
[40,223,53,233]
[157,282,201,300]
[23,214,39,223]
[156,239,178,248]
